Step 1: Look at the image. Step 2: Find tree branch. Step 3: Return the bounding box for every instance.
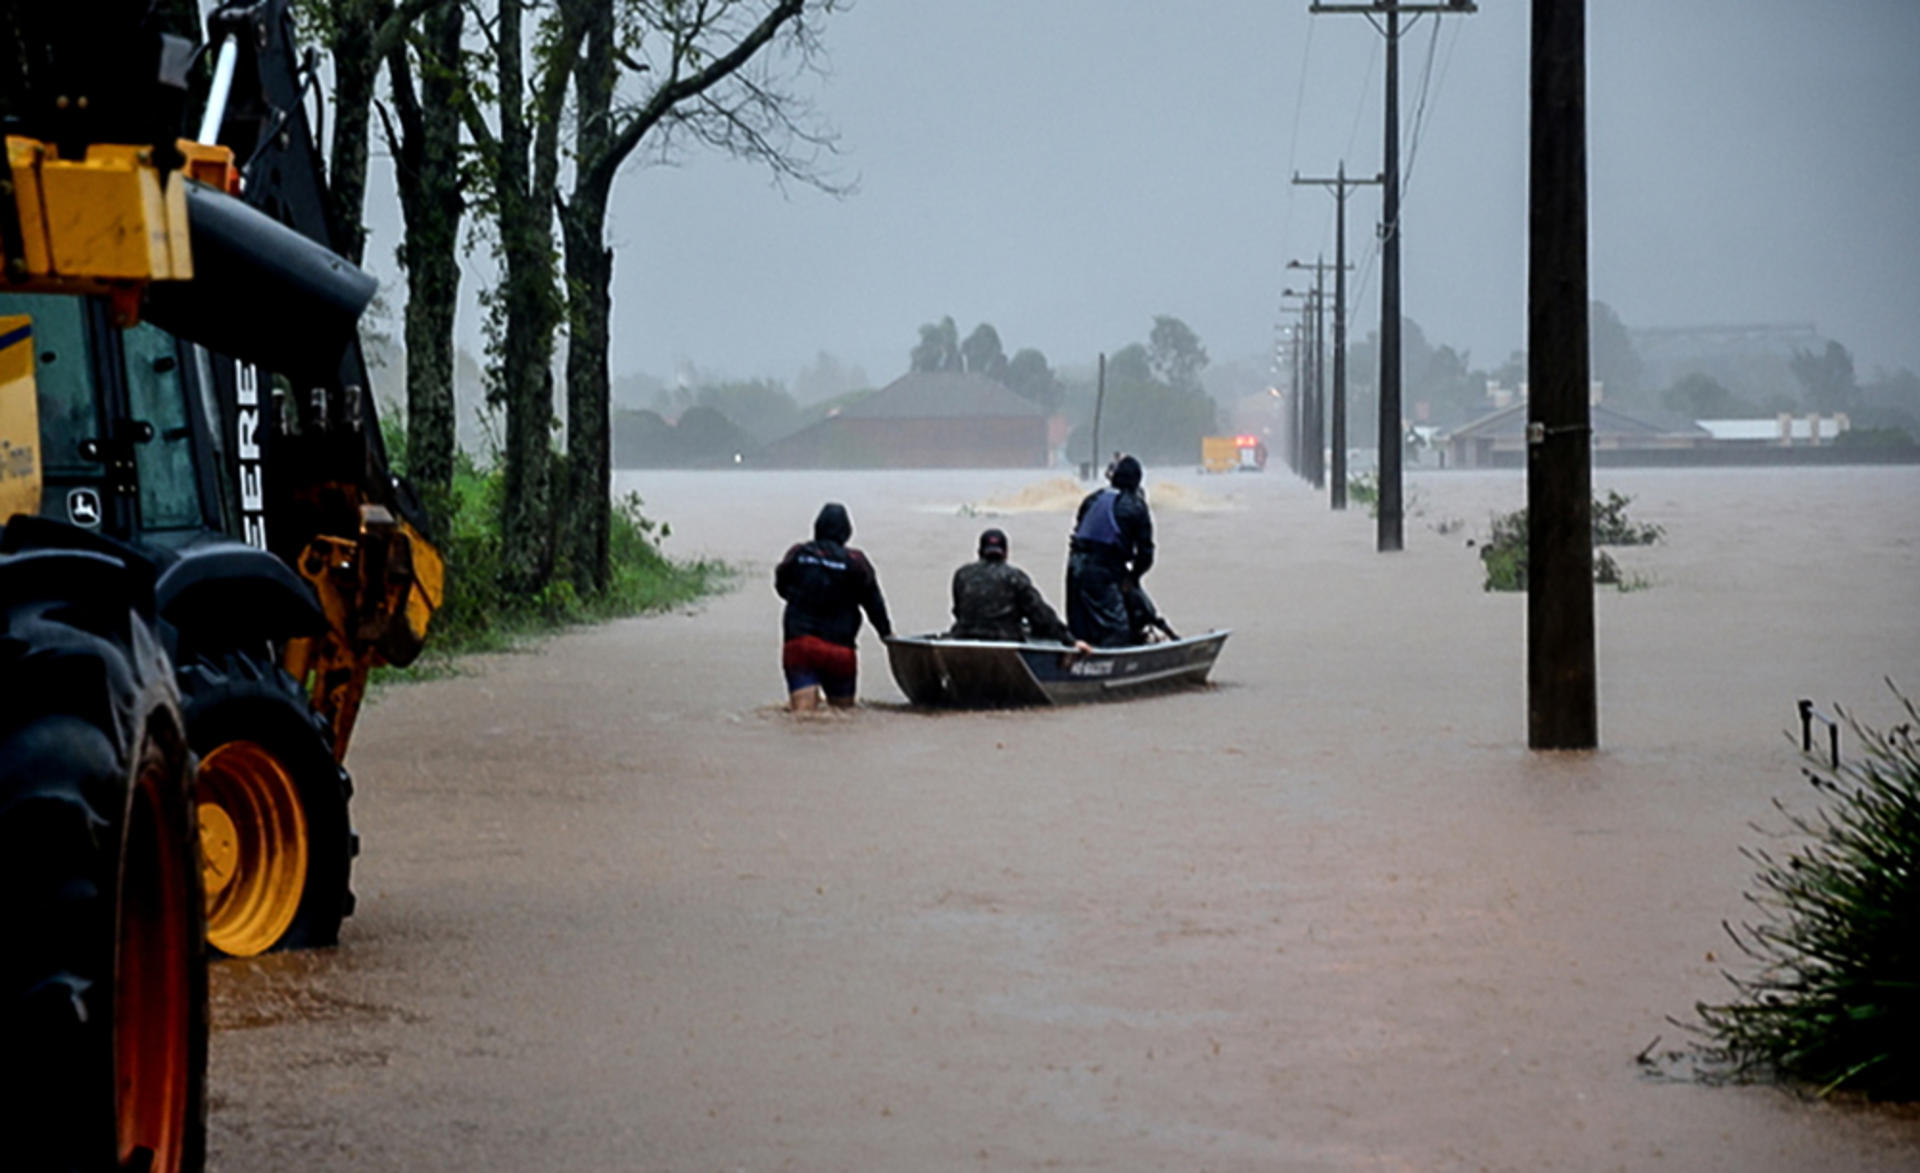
[370,0,450,60]
[586,0,804,198]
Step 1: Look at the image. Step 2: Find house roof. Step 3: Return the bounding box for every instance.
[1443,401,1710,440]
[841,371,1045,420]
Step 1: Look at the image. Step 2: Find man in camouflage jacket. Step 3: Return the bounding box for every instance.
[950,528,1086,648]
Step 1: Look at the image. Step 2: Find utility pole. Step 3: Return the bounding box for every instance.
[1311,267,1325,490]
[1528,0,1596,749]
[1279,324,1301,477]
[1284,286,1324,486]
[1309,1,1477,548]
[1294,163,1383,510]
[1289,255,1359,503]
[1282,292,1309,480]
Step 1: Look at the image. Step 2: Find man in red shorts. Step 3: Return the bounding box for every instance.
[774,502,893,711]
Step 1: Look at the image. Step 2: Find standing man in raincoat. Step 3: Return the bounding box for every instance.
[1066,455,1154,647]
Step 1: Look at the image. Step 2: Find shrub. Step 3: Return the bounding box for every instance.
[1689,690,1920,1099]
[379,441,729,675]
[1592,489,1664,546]
[1345,471,1420,520]
[1348,472,1379,509]
[1478,491,1661,592]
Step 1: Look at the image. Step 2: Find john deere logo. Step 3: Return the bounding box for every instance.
[66,487,101,527]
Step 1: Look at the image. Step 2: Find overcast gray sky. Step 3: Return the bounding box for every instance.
[364,1,1920,389]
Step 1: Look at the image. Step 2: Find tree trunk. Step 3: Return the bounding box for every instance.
[323,0,390,265]
[560,201,612,594]
[385,2,463,511]
[492,0,556,593]
[561,0,615,594]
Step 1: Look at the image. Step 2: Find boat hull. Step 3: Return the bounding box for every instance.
[884,630,1230,708]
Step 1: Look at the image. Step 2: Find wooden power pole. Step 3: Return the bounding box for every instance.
[1294,163,1383,510]
[1310,1,1478,548]
[1527,0,1597,749]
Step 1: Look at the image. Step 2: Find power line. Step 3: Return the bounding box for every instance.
[1400,15,1443,193]
[1278,18,1319,294]
[1343,35,1379,162]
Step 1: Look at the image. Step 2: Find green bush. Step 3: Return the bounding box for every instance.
[1345,471,1420,520]
[1690,690,1920,1099]
[379,441,729,676]
[1592,489,1665,546]
[1478,491,1660,592]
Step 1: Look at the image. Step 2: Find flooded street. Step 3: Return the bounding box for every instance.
[208,465,1920,1170]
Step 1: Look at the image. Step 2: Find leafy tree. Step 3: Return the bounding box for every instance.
[1148,314,1209,394]
[1072,328,1219,465]
[612,408,674,467]
[297,0,446,266]
[1662,372,1759,419]
[793,351,868,403]
[1005,348,1062,413]
[961,322,1009,381]
[1590,300,1645,403]
[911,315,963,373]
[378,0,465,509]
[457,0,583,593]
[672,405,756,465]
[1790,341,1859,413]
[695,379,801,444]
[1107,342,1153,386]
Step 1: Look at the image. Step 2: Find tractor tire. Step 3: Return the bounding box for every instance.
[0,588,208,1173]
[177,651,356,956]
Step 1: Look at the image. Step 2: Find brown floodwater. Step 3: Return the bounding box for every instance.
[208,464,1920,1170]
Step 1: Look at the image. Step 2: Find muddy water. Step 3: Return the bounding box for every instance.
[208,465,1920,1170]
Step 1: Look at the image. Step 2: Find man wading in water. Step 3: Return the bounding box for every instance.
[774,503,892,711]
[1067,455,1155,648]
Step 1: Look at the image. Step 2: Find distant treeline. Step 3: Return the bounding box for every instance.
[1339,302,1920,444]
[614,314,1230,470]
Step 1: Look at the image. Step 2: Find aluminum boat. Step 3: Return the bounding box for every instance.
[884,629,1230,708]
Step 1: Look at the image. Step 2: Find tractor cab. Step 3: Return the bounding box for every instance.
[0,290,238,549]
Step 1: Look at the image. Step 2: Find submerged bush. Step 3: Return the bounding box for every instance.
[1690,689,1920,1099]
[1348,472,1379,509]
[1592,489,1665,546]
[1477,491,1660,592]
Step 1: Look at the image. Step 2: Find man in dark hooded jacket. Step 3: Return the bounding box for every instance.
[1066,455,1155,647]
[774,502,892,710]
[949,528,1087,648]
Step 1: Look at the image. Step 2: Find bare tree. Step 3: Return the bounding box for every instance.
[556,0,844,593]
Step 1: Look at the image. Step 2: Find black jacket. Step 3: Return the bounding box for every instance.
[775,538,891,647]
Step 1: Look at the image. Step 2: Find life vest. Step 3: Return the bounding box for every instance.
[1073,489,1124,548]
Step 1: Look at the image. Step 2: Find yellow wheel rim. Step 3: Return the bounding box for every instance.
[197,742,307,956]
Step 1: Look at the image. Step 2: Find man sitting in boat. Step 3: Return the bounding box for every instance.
[1067,455,1155,647]
[950,528,1088,649]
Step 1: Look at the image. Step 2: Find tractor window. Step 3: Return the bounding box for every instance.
[122,322,205,533]
[0,293,97,474]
